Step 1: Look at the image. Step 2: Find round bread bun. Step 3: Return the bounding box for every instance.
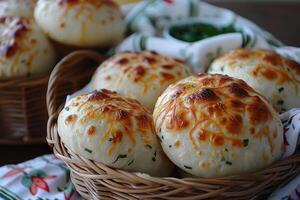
[153,74,284,178]
[0,16,55,80]
[208,48,300,113]
[58,89,174,177]
[34,0,125,47]
[0,0,36,19]
[91,51,192,111]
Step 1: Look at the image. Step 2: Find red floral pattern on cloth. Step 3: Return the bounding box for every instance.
[0,155,80,200]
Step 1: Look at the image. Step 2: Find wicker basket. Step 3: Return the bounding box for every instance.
[0,74,50,144]
[47,50,300,200]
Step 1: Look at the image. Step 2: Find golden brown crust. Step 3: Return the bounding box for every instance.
[66,89,155,154]
[154,74,274,149]
[217,49,300,85]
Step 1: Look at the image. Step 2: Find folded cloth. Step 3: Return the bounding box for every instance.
[0,155,81,200]
[116,0,300,73]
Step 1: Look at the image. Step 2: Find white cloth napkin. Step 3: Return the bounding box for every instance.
[116,0,300,73]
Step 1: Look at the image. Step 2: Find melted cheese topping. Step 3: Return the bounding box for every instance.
[217,49,300,85]
[153,74,284,177]
[154,74,274,149]
[209,49,300,112]
[65,89,155,153]
[92,51,192,111]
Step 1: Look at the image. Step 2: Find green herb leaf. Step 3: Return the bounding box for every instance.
[225,148,228,152]
[243,139,249,147]
[112,154,127,164]
[226,161,232,165]
[145,144,152,149]
[84,148,92,154]
[108,138,113,142]
[128,160,134,166]
[169,145,172,148]
[277,100,284,105]
[278,87,284,93]
[221,157,226,162]
[65,107,69,111]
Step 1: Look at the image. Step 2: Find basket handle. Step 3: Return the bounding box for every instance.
[46,50,105,117]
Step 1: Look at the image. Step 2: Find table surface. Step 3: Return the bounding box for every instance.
[1,1,300,166]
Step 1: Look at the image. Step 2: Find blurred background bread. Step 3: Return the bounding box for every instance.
[34,0,125,48]
[91,51,192,111]
[58,89,174,177]
[153,74,284,178]
[0,16,55,80]
[208,49,300,113]
[0,0,36,19]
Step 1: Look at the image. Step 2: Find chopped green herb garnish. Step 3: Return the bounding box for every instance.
[220,66,225,72]
[112,154,127,164]
[152,157,156,162]
[278,87,284,93]
[84,148,92,154]
[191,84,196,88]
[108,138,113,142]
[243,139,249,147]
[169,145,172,148]
[226,161,232,165]
[161,135,164,140]
[221,157,226,162]
[127,160,134,166]
[65,107,69,111]
[184,165,192,169]
[145,144,152,149]
[225,148,228,152]
[277,100,284,105]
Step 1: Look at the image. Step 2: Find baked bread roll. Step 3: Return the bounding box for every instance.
[91,51,192,111]
[58,89,174,177]
[34,0,125,47]
[208,49,300,113]
[0,0,36,18]
[0,16,55,80]
[153,74,284,178]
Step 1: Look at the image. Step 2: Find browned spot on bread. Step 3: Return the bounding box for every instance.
[229,83,249,97]
[162,64,174,70]
[285,58,300,75]
[188,88,219,102]
[263,52,282,66]
[261,68,277,80]
[60,23,65,28]
[133,66,146,82]
[225,115,243,135]
[105,75,111,80]
[167,112,189,130]
[142,56,156,65]
[116,58,129,65]
[87,125,96,135]
[65,114,77,125]
[116,109,128,120]
[247,96,272,124]
[88,89,115,101]
[211,134,225,146]
[112,130,123,144]
[136,114,151,129]
[174,140,181,148]
[160,72,175,80]
[198,130,206,141]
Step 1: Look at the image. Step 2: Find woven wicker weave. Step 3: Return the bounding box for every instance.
[0,75,50,144]
[47,50,300,200]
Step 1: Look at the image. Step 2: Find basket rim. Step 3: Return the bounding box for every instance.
[46,49,300,199]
